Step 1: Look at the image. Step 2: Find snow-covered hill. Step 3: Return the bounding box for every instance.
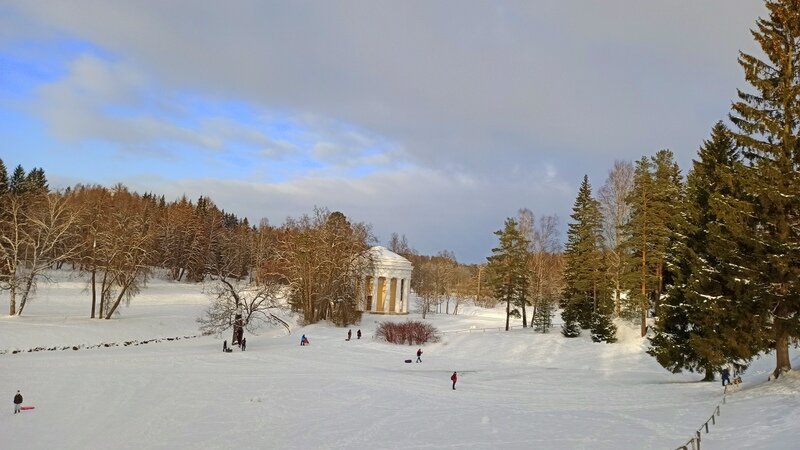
[1,271,798,449]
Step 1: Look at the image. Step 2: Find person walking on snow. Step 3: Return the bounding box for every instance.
[416,348,423,363]
[13,390,22,414]
[451,372,458,390]
[347,329,352,341]
[357,329,362,339]
[721,366,731,386]
[300,335,308,346]
[241,337,246,351]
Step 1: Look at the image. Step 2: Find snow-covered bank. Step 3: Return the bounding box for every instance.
[1,275,798,449]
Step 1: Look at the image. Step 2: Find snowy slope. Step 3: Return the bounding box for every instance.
[1,271,798,449]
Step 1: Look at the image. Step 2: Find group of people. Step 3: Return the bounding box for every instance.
[219,330,462,391]
[345,329,362,341]
[414,348,458,390]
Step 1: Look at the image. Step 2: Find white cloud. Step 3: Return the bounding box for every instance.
[3,0,771,260]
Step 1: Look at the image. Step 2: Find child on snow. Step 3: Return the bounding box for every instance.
[13,390,22,414]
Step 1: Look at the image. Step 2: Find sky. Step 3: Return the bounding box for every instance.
[0,1,767,263]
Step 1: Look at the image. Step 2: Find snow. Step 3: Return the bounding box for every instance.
[1,270,799,449]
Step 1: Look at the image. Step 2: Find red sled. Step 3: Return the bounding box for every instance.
[20,406,35,410]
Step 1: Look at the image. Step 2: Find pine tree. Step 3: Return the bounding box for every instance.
[486,218,529,331]
[561,176,614,341]
[623,158,656,336]
[648,122,755,380]
[623,152,682,337]
[533,296,555,333]
[728,0,800,378]
[9,164,26,194]
[0,158,8,195]
[24,167,48,193]
[649,150,683,317]
[560,305,581,337]
[590,308,617,343]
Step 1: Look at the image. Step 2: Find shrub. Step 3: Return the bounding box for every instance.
[376,320,440,345]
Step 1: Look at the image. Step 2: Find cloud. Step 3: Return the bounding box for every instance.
[2,1,771,261]
[8,1,767,171]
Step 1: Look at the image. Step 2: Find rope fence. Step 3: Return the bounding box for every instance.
[674,395,729,450]
[439,322,739,450]
[1,334,199,356]
[439,324,528,334]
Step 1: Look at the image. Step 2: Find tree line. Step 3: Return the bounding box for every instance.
[487,0,800,381]
[0,169,377,330]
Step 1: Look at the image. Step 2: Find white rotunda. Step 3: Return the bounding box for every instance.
[359,246,413,315]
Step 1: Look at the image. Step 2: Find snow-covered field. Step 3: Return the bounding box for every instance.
[1,271,798,450]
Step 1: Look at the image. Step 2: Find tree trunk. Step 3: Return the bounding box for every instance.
[8,284,16,316]
[654,261,662,318]
[90,268,97,319]
[99,271,108,319]
[505,298,511,331]
[702,365,715,382]
[773,330,791,379]
[104,277,134,319]
[640,249,648,337]
[16,275,35,316]
[522,302,528,328]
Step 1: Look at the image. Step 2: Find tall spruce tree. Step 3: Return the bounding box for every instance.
[623,158,657,336]
[650,150,683,317]
[487,218,529,331]
[728,0,800,378]
[25,167,48,192]
[9,165,26,194]
[561,176,614,341]
[649,122,757,380]
[623,152,683,337]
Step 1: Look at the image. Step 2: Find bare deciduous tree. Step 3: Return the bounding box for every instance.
[518,209,563,330]
[1,192,81,315]
[598,160,634,317]
[277,208,373,325]
[198,275,289,337]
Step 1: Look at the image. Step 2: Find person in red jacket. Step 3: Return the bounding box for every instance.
[451,372,457,390]
[13,390,22,414]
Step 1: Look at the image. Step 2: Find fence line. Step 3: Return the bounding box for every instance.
[1,335,199,356]
[674,396,728,450]
[439,324,529,334]
[439,323,735,450]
